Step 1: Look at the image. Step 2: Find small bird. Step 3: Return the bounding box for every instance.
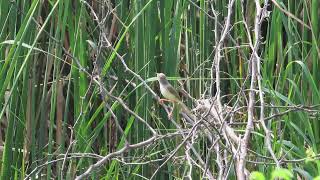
[156,73,194,119]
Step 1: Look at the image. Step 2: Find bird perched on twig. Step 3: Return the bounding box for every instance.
[156,73,195,120]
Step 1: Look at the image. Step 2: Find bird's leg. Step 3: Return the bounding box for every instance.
[158,99,175,118]
[168,103,175,119]
[159,98,173,104]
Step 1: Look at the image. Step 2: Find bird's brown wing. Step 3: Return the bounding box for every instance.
[165,84,181,102]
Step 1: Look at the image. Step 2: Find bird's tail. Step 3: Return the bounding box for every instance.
[177,101,196,120]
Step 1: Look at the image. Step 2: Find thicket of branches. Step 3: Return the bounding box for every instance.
[0,0,320,179]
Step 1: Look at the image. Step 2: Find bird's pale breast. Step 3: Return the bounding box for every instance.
[160,84,180,102]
